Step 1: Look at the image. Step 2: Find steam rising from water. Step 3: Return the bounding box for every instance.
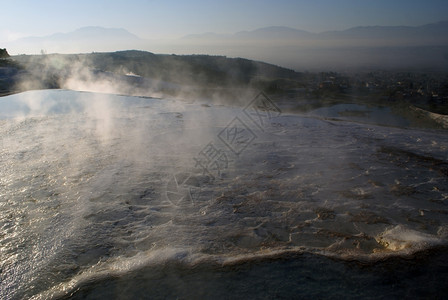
[13,53,260,107]
[1,90,448,299]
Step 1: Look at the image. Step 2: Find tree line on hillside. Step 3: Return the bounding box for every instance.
[0,48,10,58]
[12,50,305,93]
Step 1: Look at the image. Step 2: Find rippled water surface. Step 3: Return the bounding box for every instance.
[1,90,448,299]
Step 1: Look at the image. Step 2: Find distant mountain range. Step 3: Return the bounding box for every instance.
[183,26,314,40]
[20,26,140,43]
[11,21,448,49]
[183,21,448,45]
[8,27,142,54]
[5,21,448,71]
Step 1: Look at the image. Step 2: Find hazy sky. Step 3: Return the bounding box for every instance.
[1,0,447,41]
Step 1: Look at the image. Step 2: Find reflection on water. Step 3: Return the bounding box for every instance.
[308,103,411,127]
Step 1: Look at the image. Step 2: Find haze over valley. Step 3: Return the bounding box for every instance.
[5,21,448,71]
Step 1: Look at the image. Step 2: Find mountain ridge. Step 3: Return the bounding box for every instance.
[182,21,448,42]
[18,26,141,43]
[5,22,448,71]
[14,21,448,43]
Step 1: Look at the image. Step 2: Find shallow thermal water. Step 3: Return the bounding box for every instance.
[1,90,448,299]
[308,103,411,127]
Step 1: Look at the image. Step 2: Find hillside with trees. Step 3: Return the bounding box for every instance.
[0,48,10,58]
[9,50,305,99]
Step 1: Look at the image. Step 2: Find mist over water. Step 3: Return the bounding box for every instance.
[1,89,448,299]
[2,3,448,298]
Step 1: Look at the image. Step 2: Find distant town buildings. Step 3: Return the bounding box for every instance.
[310,70,448,104]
